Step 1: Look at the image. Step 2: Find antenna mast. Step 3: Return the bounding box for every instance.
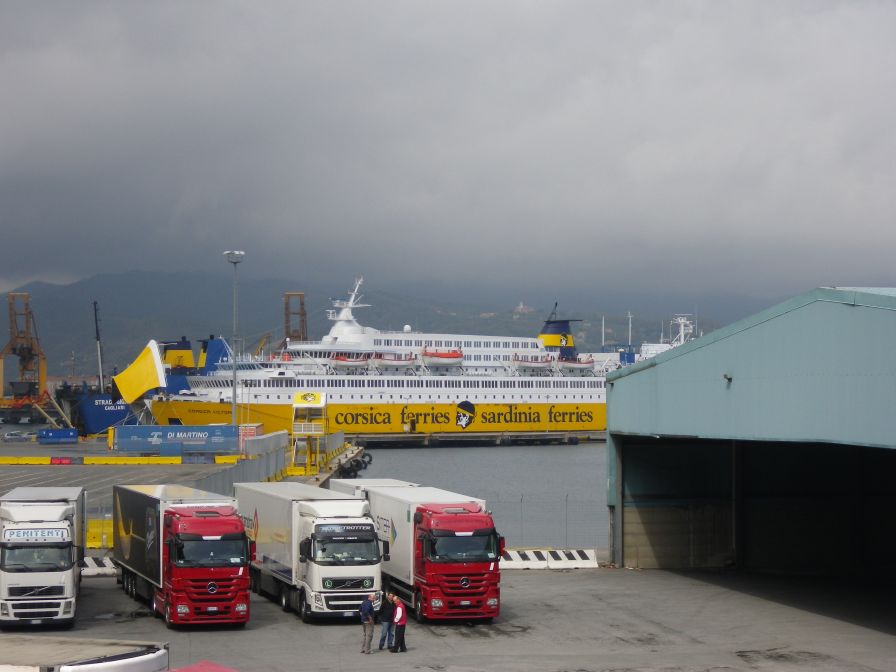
[93,301,105,390]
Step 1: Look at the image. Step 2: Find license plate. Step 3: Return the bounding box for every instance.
[343,611,355,617]
[460,600,471,606]
[207,607,218,612]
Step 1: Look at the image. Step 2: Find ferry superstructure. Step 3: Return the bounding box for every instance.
[148,278,607,440]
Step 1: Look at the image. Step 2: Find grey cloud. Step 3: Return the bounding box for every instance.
[1,2,895,302]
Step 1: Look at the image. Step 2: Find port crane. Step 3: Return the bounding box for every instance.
[0,293,47,397]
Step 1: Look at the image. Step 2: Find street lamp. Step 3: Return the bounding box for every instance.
[224,250,245,426]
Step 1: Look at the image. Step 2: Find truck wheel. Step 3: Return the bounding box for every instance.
[279,586,292,612]
[414,591,426,624]
[164,604,175,630]
[299,591,311,623]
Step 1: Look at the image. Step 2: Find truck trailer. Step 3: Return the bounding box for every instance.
[0,486,86,626]
[234,481,387,621]
[329,478,503,622]
[112,484,251,627]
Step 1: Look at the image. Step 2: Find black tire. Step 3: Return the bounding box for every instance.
[362,452,373,465]
[279,585,292,612]
[350,457,365,471]
[299,591,311,623]
[164,604,175,630]
[414,591,426,624]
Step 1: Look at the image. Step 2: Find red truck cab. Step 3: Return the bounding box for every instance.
[412,502,504,622]
[154,505,251,626]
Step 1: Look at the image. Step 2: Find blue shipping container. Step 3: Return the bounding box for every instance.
[115,425,239,454]
[38,428,79,445]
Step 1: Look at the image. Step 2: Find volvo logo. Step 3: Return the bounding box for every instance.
[459,577,470,588]
[207,582,218,594]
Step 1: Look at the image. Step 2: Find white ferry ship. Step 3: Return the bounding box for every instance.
[146,278,607,442]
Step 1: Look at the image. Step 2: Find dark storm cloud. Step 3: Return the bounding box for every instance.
[2,2,895,301]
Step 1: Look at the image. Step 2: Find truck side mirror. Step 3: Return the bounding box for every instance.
[498,535,506,556]
[382,540,390,562]
[413,511,423,525]
[299,537,311,563]
[249,540,256,563]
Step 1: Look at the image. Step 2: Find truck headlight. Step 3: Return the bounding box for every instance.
[430,598,443,608]
[487,598,498,607]
[235,603,248,613]
[0,603,8,616]
[313,593,323,607]
[63,600,73,614]
[177,604,190,615]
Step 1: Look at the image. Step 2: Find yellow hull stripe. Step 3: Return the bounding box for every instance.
[151,399,607,434]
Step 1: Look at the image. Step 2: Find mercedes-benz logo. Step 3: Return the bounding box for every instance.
[459,577,470,588]
[207,582,218,594]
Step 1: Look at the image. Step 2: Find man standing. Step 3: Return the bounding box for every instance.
[390,595,408,653]
[378,592,395,650]
[359,593,376,654]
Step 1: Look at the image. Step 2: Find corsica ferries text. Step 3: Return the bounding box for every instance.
[332,404,594,428]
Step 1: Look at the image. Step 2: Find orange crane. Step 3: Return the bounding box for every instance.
[0,292,47,397]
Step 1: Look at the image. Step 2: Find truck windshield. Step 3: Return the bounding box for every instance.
[312,538,380,565]
[0,544,73,572]
[428,531,499,563]
[173,533,248,567]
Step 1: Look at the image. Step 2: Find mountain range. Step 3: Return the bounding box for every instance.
[1,271,782,382]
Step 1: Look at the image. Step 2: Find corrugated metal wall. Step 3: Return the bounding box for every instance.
[607,289,896,572]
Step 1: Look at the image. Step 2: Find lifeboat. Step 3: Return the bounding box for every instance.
[421,347,464,367]
[371,353,418,367]
[511,354,554,369]
[329,354,371,368]
[558,356,595,370]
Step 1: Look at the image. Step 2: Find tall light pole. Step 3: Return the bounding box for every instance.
[224,250,245,426]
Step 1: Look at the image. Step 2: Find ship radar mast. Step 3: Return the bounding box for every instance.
[669,315,694,347]
[326,277,370,322]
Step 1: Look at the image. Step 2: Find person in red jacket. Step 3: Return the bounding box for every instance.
[389,594,408,653]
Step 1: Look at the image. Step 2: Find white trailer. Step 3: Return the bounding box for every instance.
[0,487,86,626]
[235,481,386,621]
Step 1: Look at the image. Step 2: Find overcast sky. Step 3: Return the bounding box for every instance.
[2,2,895,305]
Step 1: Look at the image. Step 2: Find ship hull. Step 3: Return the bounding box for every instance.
[148,398,605,436]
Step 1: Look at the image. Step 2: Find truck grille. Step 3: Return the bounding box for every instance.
[441,573,490,595]
[323,577,375,591]
[11,601,64,619]
[324,594,366,612]
[8,585,65,597]
[182,577,243,601]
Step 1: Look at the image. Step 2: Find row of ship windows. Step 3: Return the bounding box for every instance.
[254,394,599,402]
[217,378,605,389]
[373,338,538,349]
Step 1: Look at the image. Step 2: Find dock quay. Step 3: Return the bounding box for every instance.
[350,429,605,447]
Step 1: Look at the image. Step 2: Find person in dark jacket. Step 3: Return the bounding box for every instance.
[359,593,376,654]
[378,592,395,650]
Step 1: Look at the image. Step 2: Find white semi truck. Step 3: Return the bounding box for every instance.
[0,635,168,671]
[0,487,86,626]
[234,481,388,621]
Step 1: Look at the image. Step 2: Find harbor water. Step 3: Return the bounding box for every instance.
[363,440,609,550]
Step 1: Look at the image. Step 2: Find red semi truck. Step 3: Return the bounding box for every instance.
[329,478,503,622]
[112,485,251,627]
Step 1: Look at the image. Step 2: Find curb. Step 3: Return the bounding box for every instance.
[81,556,117,577]
[501,549,599,570]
